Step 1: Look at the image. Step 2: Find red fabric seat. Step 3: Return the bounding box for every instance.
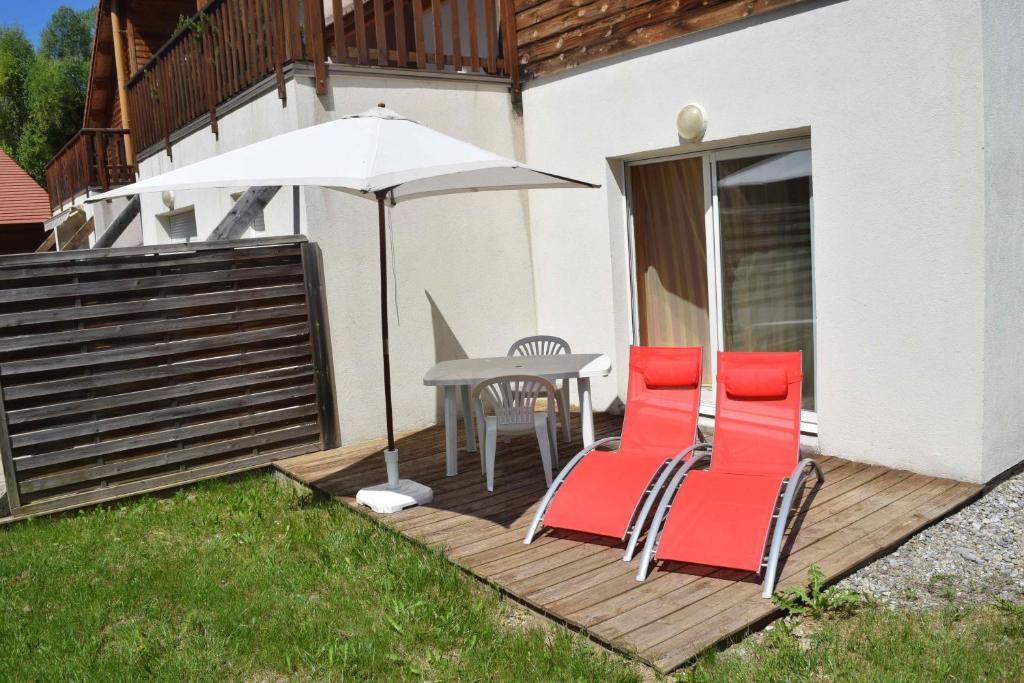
[542,448,670,538]
[654,470,785,572]
[652,351,803,574]
[539,346,703,541]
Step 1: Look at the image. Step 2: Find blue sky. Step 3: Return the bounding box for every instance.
[0,2,96,45]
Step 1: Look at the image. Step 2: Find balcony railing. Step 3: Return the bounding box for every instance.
[44,129,136,211]
[124,0,519,157]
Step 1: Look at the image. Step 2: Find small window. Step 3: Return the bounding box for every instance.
[161,208,197,242]
[231,192,267,233]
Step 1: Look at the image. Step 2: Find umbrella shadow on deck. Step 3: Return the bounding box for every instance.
[308,412,625,531]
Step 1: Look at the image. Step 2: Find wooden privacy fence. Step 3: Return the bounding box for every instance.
[0,236,337,518]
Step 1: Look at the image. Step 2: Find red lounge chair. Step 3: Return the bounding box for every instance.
[524,346,706,560]
[635,351,824,598]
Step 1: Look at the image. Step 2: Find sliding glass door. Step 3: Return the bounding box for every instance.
[628,139,816,417]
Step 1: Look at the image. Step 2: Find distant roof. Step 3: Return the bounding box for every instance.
[0,148,50,225]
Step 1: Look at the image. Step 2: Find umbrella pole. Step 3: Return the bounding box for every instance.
[376,194,395,489]
[355,193,433,512]
[377,193,397,454]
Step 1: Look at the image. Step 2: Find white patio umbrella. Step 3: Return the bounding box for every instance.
[92,104,597,513]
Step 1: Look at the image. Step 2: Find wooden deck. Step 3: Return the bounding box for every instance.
[274,413,982,673]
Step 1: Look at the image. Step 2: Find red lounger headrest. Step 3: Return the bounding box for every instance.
[638,352,701,389]
[723,366,793,400]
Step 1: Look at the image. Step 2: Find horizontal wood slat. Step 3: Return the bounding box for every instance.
[16,405,319,473]
[16,444,318,518]
[4,345,313,402]
[1,322,311,376]
[514,0,811,80]
[6,365,315,426]
[0,244,301,282]
[0,284,306,328]
[0,263,303,304]
[0,238,334,517]
[0,304,308,354]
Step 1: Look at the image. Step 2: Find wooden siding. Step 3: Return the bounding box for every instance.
[0,237,337,518]
[514,0,812,80]
[275,413,982,673]
[123,0,197,73]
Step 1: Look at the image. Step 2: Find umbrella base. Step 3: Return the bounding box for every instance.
[356,480,434,514]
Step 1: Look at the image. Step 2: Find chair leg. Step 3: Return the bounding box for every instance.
[484,417,497,492]
[475,401,487,470]
[559,382,571,442]
[534,415,554,487]
[547,407,559,470]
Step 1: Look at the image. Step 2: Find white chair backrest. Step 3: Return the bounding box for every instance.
[473,375,557,427]
[508,335,571,358]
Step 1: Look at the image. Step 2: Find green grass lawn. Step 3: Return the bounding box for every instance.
[0,472,1021,682]
[0,474,639,682]
[683,602,1024,682]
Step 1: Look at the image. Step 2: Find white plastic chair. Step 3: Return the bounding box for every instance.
[508,335,572,443]
[472,375,559,492]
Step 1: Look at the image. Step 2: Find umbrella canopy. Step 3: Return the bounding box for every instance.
[94,106,594,203]
[91,105,597,510]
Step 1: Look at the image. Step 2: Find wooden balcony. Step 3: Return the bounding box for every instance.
[124,0,519,157]
[43,128,136,211]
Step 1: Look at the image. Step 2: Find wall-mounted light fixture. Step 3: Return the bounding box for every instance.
[161,190,175,211]
[676,103,707,141]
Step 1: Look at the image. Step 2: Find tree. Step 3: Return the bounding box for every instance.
[0,6,96,183]
[0,26,33,155]
[39,7,95,62]
[16,55,90,181]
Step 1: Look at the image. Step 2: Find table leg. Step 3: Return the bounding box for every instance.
[578,377,594,446]
[444,386,458,476]
[460,385,477,453]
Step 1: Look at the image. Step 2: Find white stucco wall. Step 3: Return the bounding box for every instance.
[980,0,1024,481]
[521,0,991,481]
[137,79,304,245]
[299,74,536,444]
[135,71,536,446]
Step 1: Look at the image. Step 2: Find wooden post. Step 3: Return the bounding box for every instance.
[303,0,328,94]
[93,195,141,249]
[373,0,387,66]
[110,0,135,167]
[284,0,302,61]
[0,372,22,515]
[331,0,350,64]
[500,0,520,100]
[209,186,282,240]
[301,241,339,449]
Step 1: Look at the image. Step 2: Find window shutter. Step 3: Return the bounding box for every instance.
[167,210,197,240]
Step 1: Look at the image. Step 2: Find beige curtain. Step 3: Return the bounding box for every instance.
[630,157,711,385]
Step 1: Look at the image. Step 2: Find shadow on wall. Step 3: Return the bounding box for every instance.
[427,290,467,422]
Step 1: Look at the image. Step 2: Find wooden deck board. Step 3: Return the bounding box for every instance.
[274,412,982,673]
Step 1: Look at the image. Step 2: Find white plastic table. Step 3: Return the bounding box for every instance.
[423,353,612,476]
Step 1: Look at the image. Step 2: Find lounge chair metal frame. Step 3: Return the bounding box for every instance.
[759,458,824,597]
[635,452,824,598]
[524,433,711,560]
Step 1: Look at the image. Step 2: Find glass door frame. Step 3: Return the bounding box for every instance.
[625,136,818,431]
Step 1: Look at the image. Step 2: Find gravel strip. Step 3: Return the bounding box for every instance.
[835,470,1024,609]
